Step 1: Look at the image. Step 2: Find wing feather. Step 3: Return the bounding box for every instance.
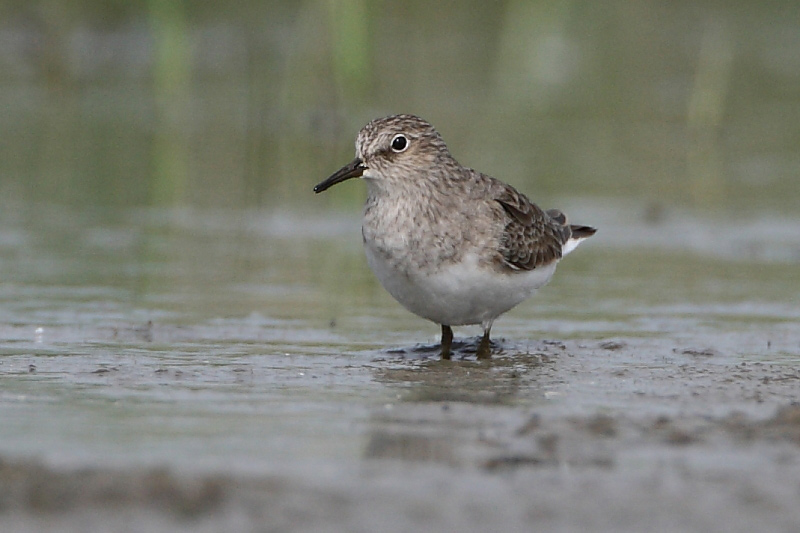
[494,185,566,271]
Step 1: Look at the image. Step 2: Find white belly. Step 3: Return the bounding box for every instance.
[364,243,557,327]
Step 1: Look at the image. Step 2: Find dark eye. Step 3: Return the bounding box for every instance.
[391,134,408,152]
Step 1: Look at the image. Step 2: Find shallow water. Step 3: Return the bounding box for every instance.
[1,201,800,531]
[1,203,798,446]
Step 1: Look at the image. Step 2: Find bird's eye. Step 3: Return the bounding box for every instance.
[390,134,409,152]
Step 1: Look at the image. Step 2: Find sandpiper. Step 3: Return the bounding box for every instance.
[315,114,596,359]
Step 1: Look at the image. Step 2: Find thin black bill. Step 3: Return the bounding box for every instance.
[313,158,366,193]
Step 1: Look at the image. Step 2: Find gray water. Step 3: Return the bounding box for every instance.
[1,202,800,531]
[1,200,798,468]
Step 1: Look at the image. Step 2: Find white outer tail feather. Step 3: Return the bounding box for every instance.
[562,236,588,257]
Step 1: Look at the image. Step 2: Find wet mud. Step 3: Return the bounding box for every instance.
[2,334,800,533]
[1,207,799,531]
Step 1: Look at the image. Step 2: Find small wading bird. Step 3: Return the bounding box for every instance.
[315,114,596,360]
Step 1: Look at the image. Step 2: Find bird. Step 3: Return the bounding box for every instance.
[314,114,596,359]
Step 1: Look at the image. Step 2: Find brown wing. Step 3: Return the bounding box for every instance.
[495,186,569,271]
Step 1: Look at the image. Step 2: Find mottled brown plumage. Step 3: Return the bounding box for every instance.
[315,114,596,359]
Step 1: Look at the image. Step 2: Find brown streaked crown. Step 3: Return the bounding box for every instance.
[355,114,451,177]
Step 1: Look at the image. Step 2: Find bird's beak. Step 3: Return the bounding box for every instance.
[314,158,366,193]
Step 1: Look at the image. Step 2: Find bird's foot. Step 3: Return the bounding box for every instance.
[476,331,492,360]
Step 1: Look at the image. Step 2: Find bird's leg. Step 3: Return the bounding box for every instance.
[441,325,453,360]
[476,324,493,360]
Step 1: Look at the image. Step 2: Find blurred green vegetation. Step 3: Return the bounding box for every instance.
[0,1,798,213]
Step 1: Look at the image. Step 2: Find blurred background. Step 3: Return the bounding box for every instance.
[1,0,798,214]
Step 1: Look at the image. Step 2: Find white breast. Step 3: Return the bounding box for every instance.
[364,243,558,327]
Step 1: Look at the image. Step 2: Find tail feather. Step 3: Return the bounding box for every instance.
[562,224,596,256]
[546,208,596,257]
[569,224,597,239]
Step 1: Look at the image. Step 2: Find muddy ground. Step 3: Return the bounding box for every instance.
[2,335,799,533]
[1,207,799,532]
